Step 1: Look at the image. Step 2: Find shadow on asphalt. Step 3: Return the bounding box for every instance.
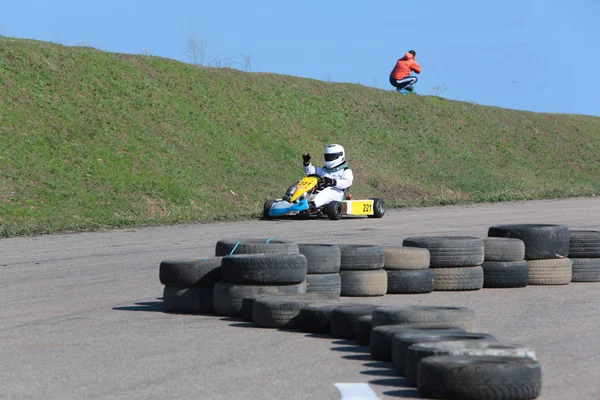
[342,354,372,361]
[112,301,164,312]
[331,345,370,353]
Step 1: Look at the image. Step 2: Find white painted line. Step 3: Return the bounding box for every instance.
[334,383,379,400]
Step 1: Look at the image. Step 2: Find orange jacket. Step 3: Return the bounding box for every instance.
[390,53,421,80]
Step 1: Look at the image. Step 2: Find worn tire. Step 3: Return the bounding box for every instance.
[212,281,306,317]
[330,305,380,340]
[386,269,434,294]
[163,286,213,314]
[417,356,542,400]
[482,261,529,288]
[215,238,299,256]
[392,331,497,376]
[402,236,484,268]
[252,294,339,329]
[370,325,465,362]
[569,230,600,258]
[306,273,342,296]
[338,244,385,270]
[298,303,368,335]
[372,305,476,331]
[355,315,373,346]
[406,341,537,387]
[483,237,525,261]
[432,266,484,291]
[384,247,430,270]
[488,224,570,260]
[298,244,341,273]
[221,253,307,284]
[339,270,388,296]
[527,258,572,285]
[571,258,600,282]
[159,258,222,287]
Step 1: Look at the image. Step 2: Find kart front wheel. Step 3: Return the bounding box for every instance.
[326,201,343,220]
[368,198,385,218]
[263,199,276,219]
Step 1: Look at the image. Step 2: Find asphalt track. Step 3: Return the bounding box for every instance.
[1,197,599,400]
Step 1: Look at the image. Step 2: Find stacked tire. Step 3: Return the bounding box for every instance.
[482,237,528,288]
[402,236,484,291]
[299,244,342,297]
[337,245,387,296]
[159,257,223,314]
[212,239,308,317]
[488,224,572,285]
[568,230,600,282]
[383,247,434,294]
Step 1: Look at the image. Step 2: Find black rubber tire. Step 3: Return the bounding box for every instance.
[569,230,600,258]
[488,224,570,260]
[372,305,476,331]
[263,199,276,219]
[406,341,537,387]
[330,305,380,340]
[215,238,299,256]
[402,236,484,268]
[527,258,572,285]
[571,258,600,282]
[221,253,307,284]
[482,261,529,288]
[306,273,342,296]
[298,303,367,334]
[392,331,497,376]
[370,325,465,362]
[432,266,484,291]
[417,356,542,400]
[386,269,434,294]
[326,201,343,220]
[338,244,385,270]
[212,281,306,317]
[368,198,385,218]
[355,315,373,346]
[483,237,526,261]
[159,258,222,287]
[298,244,341,273]
[252,294,339,329]
[384,247,430,270]
[339,270,388,296]
[163,286,214,314]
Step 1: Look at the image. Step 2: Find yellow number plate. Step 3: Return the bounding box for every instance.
[345,200,374,215]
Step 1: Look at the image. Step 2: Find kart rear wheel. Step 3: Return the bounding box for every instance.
[326,201,343,220]
[263,199,276,219]
[369,198,385,218]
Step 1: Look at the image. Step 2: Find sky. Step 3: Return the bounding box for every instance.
[2,0,599,117]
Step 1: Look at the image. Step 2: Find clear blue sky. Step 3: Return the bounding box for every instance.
[3,0,599,116]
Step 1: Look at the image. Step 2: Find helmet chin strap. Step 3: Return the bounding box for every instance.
[324,161,348,172]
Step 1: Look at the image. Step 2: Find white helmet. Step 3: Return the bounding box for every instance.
[324,144,345,169]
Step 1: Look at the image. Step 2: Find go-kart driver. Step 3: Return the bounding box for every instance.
[302,144,354,209]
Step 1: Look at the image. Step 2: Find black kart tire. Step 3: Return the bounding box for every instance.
[402,236,484,268]
[417,356,542,400]
[330,305,380,340]
[488,224,570,260]
[326,201,343,220]
[306,273,342,296]
[221,253,307,284]
[355,315,373,346]
[215,238,299,256]
[252,294,339,329]
[163,286,213,314]
[338,244,385,270]
[482,261,529,288]
[483,237,526,261]
[569,230,600,258]
[263,199,276,219]
[368,198,385,218]
[386,269,434,294]
[159,257,222,287]
[298,244,341,273]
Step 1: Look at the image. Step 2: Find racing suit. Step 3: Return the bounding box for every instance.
[303,163,354,208]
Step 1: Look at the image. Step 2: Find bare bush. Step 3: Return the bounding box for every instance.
[187,30,206,65]
[432,82,448,96]
[239,52,253,72]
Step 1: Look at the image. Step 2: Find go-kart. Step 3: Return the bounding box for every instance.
[263,174,385,220]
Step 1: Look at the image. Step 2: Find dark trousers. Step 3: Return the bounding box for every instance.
[389,75,418,90]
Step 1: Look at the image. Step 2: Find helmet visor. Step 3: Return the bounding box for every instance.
[324,152,343,161]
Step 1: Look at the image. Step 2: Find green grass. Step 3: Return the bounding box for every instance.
[1,37,599,237]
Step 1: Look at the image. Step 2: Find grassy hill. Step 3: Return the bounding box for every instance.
[1,37,599,237]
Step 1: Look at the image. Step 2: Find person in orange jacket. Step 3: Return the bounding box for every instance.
[389,50,421,93]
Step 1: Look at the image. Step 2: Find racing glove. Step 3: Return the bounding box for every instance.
[321,177,337,187]
[302,153,311,166]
